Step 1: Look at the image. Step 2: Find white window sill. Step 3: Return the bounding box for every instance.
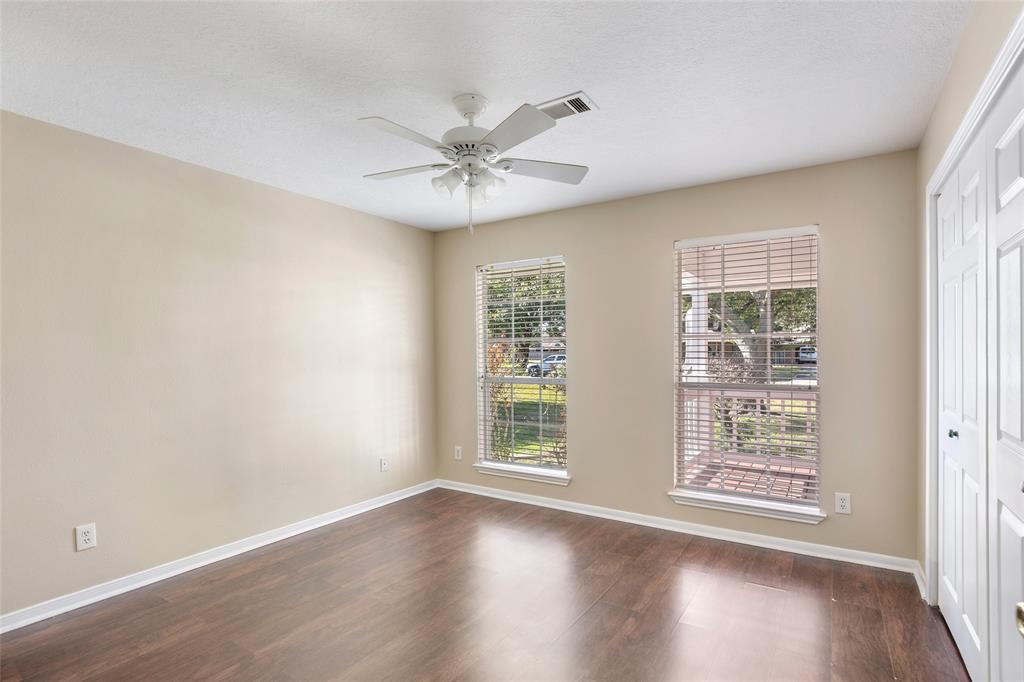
[668,488,826,524]
[473,460,571,486]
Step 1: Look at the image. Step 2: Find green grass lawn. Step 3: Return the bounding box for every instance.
[486,383,566,467]
[769,363,817,382]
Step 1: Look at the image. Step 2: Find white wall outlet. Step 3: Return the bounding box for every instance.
[75,523,97,551]
[379,457,389,473]
[835,492,852,515]
[454,445,463,461]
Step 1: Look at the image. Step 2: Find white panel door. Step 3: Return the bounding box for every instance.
[939,132,988,681]
[988,59,1024,682]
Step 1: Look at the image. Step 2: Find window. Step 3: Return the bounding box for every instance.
[671,227,823,523]
[475,256,569,485]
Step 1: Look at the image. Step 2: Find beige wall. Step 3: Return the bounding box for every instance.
[0,112,436,613]
[435,150,919,558]
[916,2,1022,564]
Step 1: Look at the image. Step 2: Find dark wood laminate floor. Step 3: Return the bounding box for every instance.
[1,489,968,682]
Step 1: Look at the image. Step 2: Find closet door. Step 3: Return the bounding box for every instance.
[938,132,989,682]
[988,60,1024,682]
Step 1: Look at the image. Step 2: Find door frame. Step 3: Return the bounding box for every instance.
[925,10,1024,607]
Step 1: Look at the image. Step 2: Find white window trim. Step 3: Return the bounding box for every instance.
[479,255,563,271]
[668,488,825,524]
[672,224,825,523]
[674,224,819,249]
[473,459,572,486]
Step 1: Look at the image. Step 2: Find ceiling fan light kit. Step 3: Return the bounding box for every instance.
[360,91,596,232]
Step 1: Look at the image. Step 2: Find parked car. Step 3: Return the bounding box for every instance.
[797,345,817,364]
[527,354,566,377]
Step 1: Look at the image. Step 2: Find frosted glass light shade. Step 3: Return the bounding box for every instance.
[432,169,462,199]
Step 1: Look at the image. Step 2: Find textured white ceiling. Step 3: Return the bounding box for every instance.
[1,1,969,230]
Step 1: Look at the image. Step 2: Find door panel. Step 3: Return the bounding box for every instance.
[964,471,983,647]
[996,499,1024,681]
[944,276,961,414]
[999,242,1023,443]
[965,268,980,423]
[943,453,961,600]
[996,111,1024,210]
[939,132,988,681]
[946,196,962,258]
[965,173,983,243]
[989,60,1024,682]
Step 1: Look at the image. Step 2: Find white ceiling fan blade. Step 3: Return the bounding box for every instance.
[359,117,447,151]
[480,105,556,154]
[364,163,451,180]
[502,158,588,184]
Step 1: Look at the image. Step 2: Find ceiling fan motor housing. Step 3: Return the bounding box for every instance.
[441,126,499,170]
[440,125,488,147]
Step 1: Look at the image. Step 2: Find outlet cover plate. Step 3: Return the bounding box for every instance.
[75,523,97,551]
[835,492,852,515]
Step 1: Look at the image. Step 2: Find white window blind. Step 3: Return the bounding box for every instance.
[477,257,567,470]
[674,229,819,507]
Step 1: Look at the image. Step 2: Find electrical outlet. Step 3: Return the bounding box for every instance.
[75,523,97,551]
[379,457,389,473]
[835,492,852,515]
[454,445,463,461]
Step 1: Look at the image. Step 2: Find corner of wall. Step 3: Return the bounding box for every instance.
[430,227,444,479]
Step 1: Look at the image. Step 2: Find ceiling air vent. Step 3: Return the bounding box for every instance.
[536,91,598,120]
[566,96,590,113]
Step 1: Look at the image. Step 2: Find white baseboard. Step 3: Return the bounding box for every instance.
[913,561,928,601]
[2,476,928,634]
[437,479,922,577]
[0,479,439,634]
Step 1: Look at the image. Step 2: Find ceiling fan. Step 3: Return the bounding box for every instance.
[360,92,596,232]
